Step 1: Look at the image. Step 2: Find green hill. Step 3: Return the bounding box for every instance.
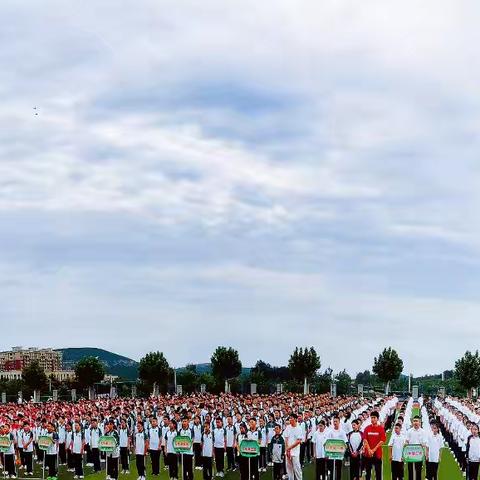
[57,348,138,380]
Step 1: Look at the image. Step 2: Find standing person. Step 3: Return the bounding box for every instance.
[466,424,480,480]
[347,419,363,480]
[202,422,214,480]
[119,419,131,474]
[58,418,67,466]
[388,423,406,480]
[179,417,194,480]
[71,422,85,480]
[165,420,178,480]
[21,423,34,476]
[213,418,226,477]
[105,420,120,480]
[16,423,24,471]
[236,423,248,480]
[269,424,286,480]
[225,417,236,472]
[284,414,303,480]
[149,417,162,476]
[44,422,59,480]
[312,420,328,480]
[89,419,102,473]
[426,422,443,480]
[192,416,203,470]
[326,415,347,480]
[134,421,149,480]
[406,416,426,480]
[246,419,261,480]
[363,411,386,480]
[2,424,17,478]
[65,422,75,472]
[258,418,267,472]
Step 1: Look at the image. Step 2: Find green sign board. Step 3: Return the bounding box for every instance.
[240,439,260,457]
[174,435,193,453]
[38,436,53,451]
[403,444,425,463]
[99,436,118,453]
[324,439,347,460]
[0,435,11,453]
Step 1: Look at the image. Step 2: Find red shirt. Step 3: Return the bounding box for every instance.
[363,424,386,459]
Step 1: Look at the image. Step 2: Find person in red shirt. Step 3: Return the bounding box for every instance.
[362,411,386,480]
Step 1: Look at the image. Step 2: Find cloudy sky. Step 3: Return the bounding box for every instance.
[1,0,479,376]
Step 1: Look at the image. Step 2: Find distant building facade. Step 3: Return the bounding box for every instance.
[0,347,62,373]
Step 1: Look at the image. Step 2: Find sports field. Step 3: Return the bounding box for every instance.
[11,442,464,480]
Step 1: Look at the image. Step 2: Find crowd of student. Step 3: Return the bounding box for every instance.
[0,392,479,480]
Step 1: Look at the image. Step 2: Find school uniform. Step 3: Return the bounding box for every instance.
[202,431,214,480]
[65,429,75,471]
[45,431,59,478]
[246,429,261,480]
[258,425,267,470]
[22,430,34,474]
[426,432,443,480]
[165,429,178,479]
[326,427,347,480]
[119,427,130,472]
[135,430,148,478]
[71,430,85,478]
[89,427,102,472]
[406,427,426,480]
[269,434,285,480]
[213,427,226,475]
[388,432,406,480]
[192,423,203,469]
[312,429,328,480]
[105,430,120,480]
[58,424,67,465]
[148,426,161,475]
[178,427,194,480]
[347,430,363,480]
[16,428,24,469]
[466,435,480,480]
[225,425,236,470]
[3,432,16,477]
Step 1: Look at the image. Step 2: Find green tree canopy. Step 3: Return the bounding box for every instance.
[138,351,171,392]
[372,347,403,390]
[288,347,321,383]
[74,356,106,389]
[455,350,480,394]
[335,369,352,395]
[210,346,242,384]
[23,361,48,393]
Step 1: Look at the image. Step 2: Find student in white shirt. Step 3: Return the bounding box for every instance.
[326,416,347,480]
[134,422,149,480]
[312,420,328,480]
[118,419,130,474]
[71,422,85,479]
[405,416,426,480]
[202,422,214,480]
[165,420,178,480]
[466,423,480,480]
[212,418,226,477]
[21,423,34,476]
[389,423,406,480]
[284,414,303,480]
[347,419,363,480]
[178,417,194,480]
[426,422,443,480]
[148,417,161,476]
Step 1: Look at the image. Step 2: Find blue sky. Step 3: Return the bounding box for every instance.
[1,0,480,375]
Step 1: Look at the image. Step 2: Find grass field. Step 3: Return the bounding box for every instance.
[5,442,464,480]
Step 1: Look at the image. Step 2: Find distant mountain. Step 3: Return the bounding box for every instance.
[176,363,251,375]
[57,348,138,380]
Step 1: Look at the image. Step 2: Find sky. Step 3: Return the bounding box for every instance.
[1,0,480,376]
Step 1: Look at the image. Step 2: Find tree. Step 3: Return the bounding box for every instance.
[335,370,352,396]
[138,352,171,393]
[288,347,321,390]
[455,350,480,396]
[177,364,199,393]
[22,361,48,393]
[74,356,105,390]
[210,346,242,391]
[372,347,404,394]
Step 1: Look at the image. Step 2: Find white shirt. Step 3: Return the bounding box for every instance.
[312,430,328,459]
[283,424,303,457]
[468,436,480,462]
[427,433,443,463]
[202,431,214,457]
[406,427,427,446]
[388,433,406,462]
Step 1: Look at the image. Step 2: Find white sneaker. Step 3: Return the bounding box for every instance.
[80,476,84,479]
[74,475,79,479]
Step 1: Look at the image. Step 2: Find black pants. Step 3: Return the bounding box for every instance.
[74,453,84,477]
[364,456,382,480]
[151,449,161,475]
[350,455,361,479]
[120,447,129,471]
[259,447,267,470]
[226,447,235,470]
[67,448,75,469]
[426,461,438,480]
[24,451,33,473]
[167,452,178,479]
[305,440,312,463]
[315,458,327,480]
[203,456,213,480]
[239,456,248,480]
[86,444,92,464]
[59,443,67,464]
[107,456,119,480]
[92,447,101,472]
[300,443,305,466]
[4,454,15,476]
[249,456,260,480]
[273,462,283,480]
[194,443,202,468]
[408,461,422,480]
[328,459,342,480]
[469,462,480,480]
[391,461,404,480]
[214,447,224,473]
[136,455,146,477]
[45,453,57,477]
[182,454,193,480]
[19,448,24,467]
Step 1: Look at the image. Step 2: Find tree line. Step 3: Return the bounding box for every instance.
[2,347,479,398]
